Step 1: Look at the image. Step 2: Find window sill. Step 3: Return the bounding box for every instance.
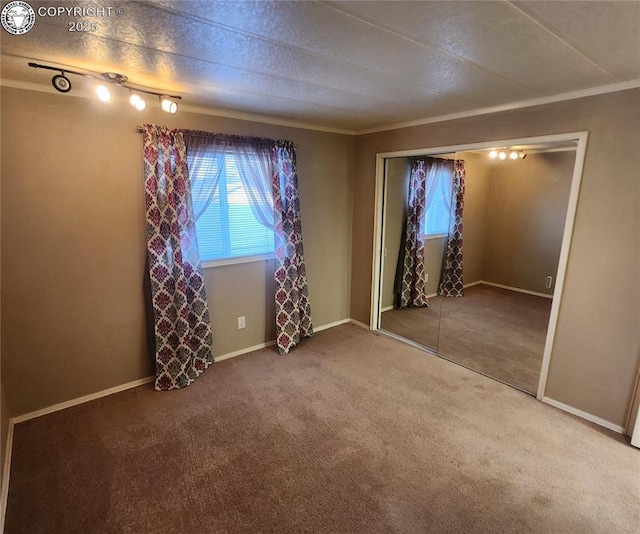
[201,253,275,269]
[424,233,448,240]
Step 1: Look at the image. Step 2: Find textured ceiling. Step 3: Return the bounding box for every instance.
[2,0,639,132]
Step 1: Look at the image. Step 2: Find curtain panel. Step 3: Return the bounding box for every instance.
[142,125,214,390]
[181,131,313,355]
[439,159,466,297]
[400,157,454,307]
[271,141,313,354]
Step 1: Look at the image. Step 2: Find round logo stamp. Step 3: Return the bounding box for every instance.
[1,1,36,35]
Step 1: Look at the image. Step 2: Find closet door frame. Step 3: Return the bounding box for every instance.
[370,132,589,401]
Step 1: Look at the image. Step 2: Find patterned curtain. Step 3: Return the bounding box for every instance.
[439,159,466,297]
[142,125,214,390]
[400,158,430,307]
[271,141,313,354]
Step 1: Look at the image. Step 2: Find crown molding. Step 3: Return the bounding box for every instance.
[3,77,640,138]
[355,78,640,135]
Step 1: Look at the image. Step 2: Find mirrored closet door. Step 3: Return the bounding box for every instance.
[376,142,578,394]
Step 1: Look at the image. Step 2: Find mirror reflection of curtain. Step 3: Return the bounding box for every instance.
[439,159,466,297]
[397,157,455,307]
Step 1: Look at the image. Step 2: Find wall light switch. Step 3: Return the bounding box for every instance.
[425,273,429,283]
[237,316,246,329]
[545,276,553,289]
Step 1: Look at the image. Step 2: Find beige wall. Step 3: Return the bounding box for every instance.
[457,152,491,285]
[1,87,354,417]
[351,89,640,429]
[482,151,574,294]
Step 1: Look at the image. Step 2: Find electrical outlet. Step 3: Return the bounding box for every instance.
[237,316,246,329]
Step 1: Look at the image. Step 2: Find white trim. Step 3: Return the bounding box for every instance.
[356,79,640,135]
[542,397,624,434]
[0,78,355,136]
[214,340,277,362]
[314,319,351,332]
[0,420,14,532]
[375,132,589,160]
[631,407,640,448]
[381,305,394,313]
[370,132,589,413]
[370,157,386,330]
[463,280,483,289]
[12,377,156,424]
[536,132,588,399]
[349,318,370,330]
[201,253,274,269]
[479,281,553,299]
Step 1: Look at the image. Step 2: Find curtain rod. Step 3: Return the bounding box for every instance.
[136,126,297,148]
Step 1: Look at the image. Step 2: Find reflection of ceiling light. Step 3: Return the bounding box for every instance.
[28,61,182,112]
[96,84,111,102]
[489,147,527,161]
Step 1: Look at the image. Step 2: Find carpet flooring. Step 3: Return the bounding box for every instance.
[5,324,639,533]
[380,284,552,393]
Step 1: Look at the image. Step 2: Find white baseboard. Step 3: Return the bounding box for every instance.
[478,280,553,299]
[463,280,483,288]
[349,318,370,330]
[214,340,277,362]
[0,419,14,532]
[12,376,156,425]
[381,305,394,312]
[542,397,624,434]
[314,318,351,332]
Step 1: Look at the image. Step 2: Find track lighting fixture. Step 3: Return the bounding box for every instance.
[509,151,518,160]
[489,150,498,159]
[28,61,181,112]
[51,73,71,93]
[498,150,507,160]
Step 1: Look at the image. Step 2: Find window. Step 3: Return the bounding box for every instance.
[189,151,275,263]
[424,166,453,238]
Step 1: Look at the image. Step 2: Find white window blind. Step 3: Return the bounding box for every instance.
[424,167,453,237]
[190,152,275,262]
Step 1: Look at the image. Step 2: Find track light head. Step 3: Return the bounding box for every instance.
[509,151,518,160]
[498,150,507,160]
[161,96,178,114]
[129,93,147,111]
[489,150,498,159]
[96,84,112,102]
[51,73,71,93]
